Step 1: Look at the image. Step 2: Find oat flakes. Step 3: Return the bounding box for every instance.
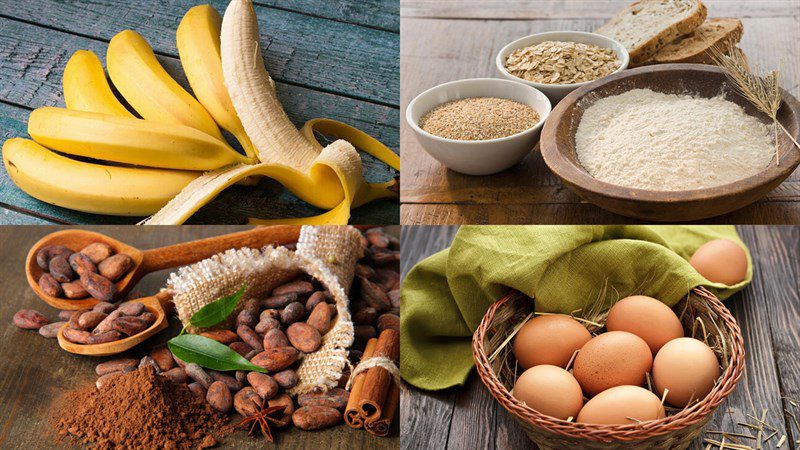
[505,40,620,84]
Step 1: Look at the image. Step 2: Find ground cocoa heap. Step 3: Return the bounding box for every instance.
[51,366,231,449]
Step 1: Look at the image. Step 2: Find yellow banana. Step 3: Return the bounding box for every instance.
[2,138,197,216]
[63,50,134,117]
[107,29,225,141]
[28,107,251,171]
[177,5,257,159]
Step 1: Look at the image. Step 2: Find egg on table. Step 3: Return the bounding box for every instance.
[653,337,720,407]
[513,365,584,420]
[513,314,592,369]
[573,331,652,396]
[605,295,684,354]
[577,385,666,425]
[689,239,748,285]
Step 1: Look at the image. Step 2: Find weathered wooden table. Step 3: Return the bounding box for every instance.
[0,0,399,224]
[400,0,800,224]
[0,226,398,449]
[400,225,800,449]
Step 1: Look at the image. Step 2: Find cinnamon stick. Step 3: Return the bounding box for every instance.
[357,329,399,423]
[365,382,399,437]
[344,338,377,428]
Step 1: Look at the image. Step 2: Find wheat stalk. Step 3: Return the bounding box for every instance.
[709,41,800,166]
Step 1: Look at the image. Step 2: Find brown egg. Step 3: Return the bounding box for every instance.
[689,239,748,285]
[513,315,592,369]
[653,337,720,407]
[513,365,584,420]
[606,295,684,354]
[573,331,652,396]
[577,385,666,425]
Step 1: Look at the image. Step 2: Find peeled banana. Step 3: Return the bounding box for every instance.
[28,107,251,171]
[2,138,197,216]
[63,50,134,117]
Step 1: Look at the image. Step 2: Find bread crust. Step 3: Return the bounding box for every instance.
[645,18,743,65]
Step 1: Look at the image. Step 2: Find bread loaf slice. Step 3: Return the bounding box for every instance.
[596,0,707,66]
[644,18,743,65]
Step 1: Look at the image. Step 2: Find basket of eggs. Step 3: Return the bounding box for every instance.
[472,241,747,450]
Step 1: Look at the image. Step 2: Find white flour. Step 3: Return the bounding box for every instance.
[575,89,774,191]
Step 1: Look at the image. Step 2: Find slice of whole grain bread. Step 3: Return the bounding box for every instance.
[644,18,743,65]
[596,0,707,66]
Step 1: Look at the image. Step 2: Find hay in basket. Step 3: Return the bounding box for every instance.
[472,287,745,450]
[166,225,362,395]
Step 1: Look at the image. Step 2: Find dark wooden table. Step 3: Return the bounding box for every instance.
[0,226,398,449]
[400,225,800,449]
[0,0,399,225]
[399,0,800,224]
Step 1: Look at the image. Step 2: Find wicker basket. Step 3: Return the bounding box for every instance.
[472,288,745,450]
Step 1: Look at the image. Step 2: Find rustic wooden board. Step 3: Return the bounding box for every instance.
[0,226,398,449]
[261,0,399,32]
[399,4,800,225]
[399,225,800,450]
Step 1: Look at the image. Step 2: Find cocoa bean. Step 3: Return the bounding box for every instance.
[80,242,114,264]
[388,306,400,316]
[96,358,139,376]
[229,341,252,357]
[68,309,89,330]
[353,307,377,325]
[250,347,299,372]
[63,328,91,344]
[262,329,291,350]
[93,310,122,334]
[233,387,261,417]
[117,301,144,316]
[354,325,376,343]
[259,309,280,321]
[185,363,214,388]
[92,301,117,314]
[371,248,400,266]
[111,316,149,336]
[78,311,107,329]
[246,372,278,400]
[61,281,88,299]
[244,349,259,360]
[292,406,342,430]
[366,228,389,248]
[355,263,376,280]
[280,302,306,325]
[305,291,331,312]
[307,302,333,334]
[39,321,67,338]
[254,317,280,334]
[162,367,189,384]
[207,381,232,413]
[139,311,156,324]
[151,347,175,372]
[97,254,132,281]
[209,371,243,392]
[359,277,390,311]
[377,313,400,332]
[297,387,349,410]
[49,255,74,283]
[273,369,299,389]
[273,280,314,297]
[80,272,116,302]
[58,310,73,321]
[13,309,49,330]
[200,330,239,345]
[235,371,247,384]
[388,234,400,250]
[286,322,322,353]
[96,372,122,390]
[69,253,97,277]
[139,355,162,373]
[173,353,187,368]
[37,245,73,270]
[39,273,63,297]
[236,325,264,352]
[188,382,207,400]
[267,394,295,428]
[87,330,123,344]
[388,289,400,308]
[236,308,258,329]
[260,293,298,309]
[374,268,400,292]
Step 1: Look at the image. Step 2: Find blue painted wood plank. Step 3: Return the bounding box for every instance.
[0,207,58,225]
[0,0,399,106]
[257,0,399,32]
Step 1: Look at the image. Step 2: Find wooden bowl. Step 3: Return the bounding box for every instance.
[540,64,800,222]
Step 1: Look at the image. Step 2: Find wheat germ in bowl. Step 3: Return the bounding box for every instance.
[418,97,540,141]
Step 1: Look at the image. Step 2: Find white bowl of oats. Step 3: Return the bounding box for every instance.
[496,31,629,103]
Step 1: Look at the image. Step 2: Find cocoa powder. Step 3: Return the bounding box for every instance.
[51,366,231,449]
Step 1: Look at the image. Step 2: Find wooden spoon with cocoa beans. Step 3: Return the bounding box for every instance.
[26,226,301,310]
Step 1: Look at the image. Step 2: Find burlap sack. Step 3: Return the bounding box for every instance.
[165,226,361,394]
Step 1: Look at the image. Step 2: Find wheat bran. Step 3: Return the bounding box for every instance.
[418,97,540,141]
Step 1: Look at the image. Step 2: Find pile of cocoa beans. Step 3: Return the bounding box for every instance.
[36,242,132,300]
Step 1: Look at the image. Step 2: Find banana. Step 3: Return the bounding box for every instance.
[177,5,257,159]
[63,50,134,117]
[28,107,251,171]
[107,29,225,141]
[3,138,197,216]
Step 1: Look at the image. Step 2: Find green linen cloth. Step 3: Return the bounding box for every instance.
[400,225,752,391]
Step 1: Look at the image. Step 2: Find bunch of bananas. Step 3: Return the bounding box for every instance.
[2,2,399,224]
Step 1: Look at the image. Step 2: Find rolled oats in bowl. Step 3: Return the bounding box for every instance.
[505,40,620,85]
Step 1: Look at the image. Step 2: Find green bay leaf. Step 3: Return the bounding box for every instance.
[168,334,265,372]
[189,284,246,329]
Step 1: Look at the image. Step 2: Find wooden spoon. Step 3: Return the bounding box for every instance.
[56,291,174,357]
[26,225,301,310]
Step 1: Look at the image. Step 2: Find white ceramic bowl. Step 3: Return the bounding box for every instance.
[496,31,629,103]
[406,78,552,176]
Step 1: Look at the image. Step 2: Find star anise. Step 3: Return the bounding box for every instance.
[236,397,287,442]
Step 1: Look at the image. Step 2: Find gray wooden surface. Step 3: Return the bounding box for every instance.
[0,0,399,224]
[399,0,800,225]
[399,225,800,449]
[0,226,398,449]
